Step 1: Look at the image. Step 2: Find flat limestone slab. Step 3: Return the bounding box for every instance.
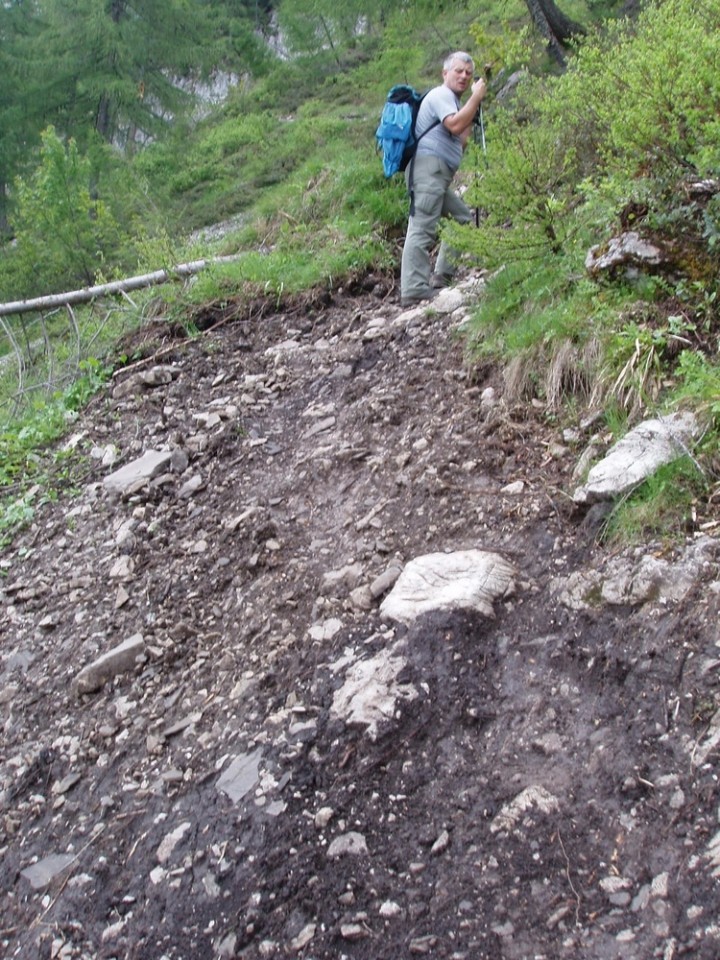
[380,549,516,623]
[103,450,174,495]
[216,749,262,804]
[574,412,699,504]
[20,853,76,889]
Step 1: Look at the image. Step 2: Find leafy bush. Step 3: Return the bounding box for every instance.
[455,0,720,403]
[559,0,720,179]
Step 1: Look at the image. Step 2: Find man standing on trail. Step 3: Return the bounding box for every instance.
[400,52,486,308]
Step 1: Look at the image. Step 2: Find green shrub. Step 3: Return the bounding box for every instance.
[7,128,125,297]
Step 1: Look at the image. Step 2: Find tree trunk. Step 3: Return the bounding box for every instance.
[525,0,586,66]
[0,255,242,318]
[94,0,126,141]
[318,14,341,65]
[95,91,114,141]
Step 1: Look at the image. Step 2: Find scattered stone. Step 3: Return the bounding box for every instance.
[93,444,119,467]
[585,230,666,277]
[1,266,717,960]
[164,711,203,737]
[409,935,438,953]
[102,918,127,942]
[308,618,343,641]
[171,448,189,472]
[73,633,145,696]
[480,386,496,409]
[369,562,403,599]
[115,585,130,608]
[349,584,374,610]
[215,932,237,958]
[652,872,669,897]
[303,416,336,439]
[314,807,334,829]
[490,785,560,834]
[178,474,204,498]
[340,923,369,940]
[195,410,223,429]
[288,924,315,952]
[109,556,135,581]
[379,900,402,918]
[532,732,563,755]
[431,829,450,855]
[320,563,363,597]
[546,904,572,929]
[556,536,715,610]
[501,480,525,495]
[52,772,82,796]
[20,853,76,889]
[327,832,368,858]
[149,866,167,885]
[156,821,192,864]
[216,749,262,804]
[615,929,636,943]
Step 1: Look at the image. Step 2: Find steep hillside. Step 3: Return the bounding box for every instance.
[2,276,720,959]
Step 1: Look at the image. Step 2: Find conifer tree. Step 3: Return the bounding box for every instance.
[276,0,388,61]
[1,0,270,234]
[23,0,267,150]
[0,1,46,232]
[40,0,210,146]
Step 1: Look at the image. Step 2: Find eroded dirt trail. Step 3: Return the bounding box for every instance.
[2,279,720,959]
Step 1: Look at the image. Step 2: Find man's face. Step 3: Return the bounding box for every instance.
[443,59,474,95]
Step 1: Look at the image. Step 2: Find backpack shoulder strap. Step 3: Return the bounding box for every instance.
[407,117,442,215]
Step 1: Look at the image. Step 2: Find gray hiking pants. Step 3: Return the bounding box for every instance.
[400,153,473,301]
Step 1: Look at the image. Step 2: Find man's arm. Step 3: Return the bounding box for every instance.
[442,78,487,138]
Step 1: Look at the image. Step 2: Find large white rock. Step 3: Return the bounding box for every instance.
[330,645,417,739]
[585,230,665,276]
[379,550,516,623]
[574,412,700,504]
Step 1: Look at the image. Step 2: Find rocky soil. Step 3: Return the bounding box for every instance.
[2,274,720,960]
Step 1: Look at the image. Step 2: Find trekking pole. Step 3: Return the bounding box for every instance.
[472,103,487,228]
[472,68,491,227]
[477,103,487,163]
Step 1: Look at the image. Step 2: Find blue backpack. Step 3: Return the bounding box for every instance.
[375,84,440,178]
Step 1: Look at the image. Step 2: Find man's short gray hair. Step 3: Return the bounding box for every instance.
[443,51,474,71]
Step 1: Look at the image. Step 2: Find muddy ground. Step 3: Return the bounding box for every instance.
[2,274,720,960]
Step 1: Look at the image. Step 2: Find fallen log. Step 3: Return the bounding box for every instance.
[0,255,242,317]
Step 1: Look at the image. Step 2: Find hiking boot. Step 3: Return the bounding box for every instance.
[430,273,453,289]
[400,289,439,308]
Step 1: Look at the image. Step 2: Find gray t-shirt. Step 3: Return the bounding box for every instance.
[415,84,463,172]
